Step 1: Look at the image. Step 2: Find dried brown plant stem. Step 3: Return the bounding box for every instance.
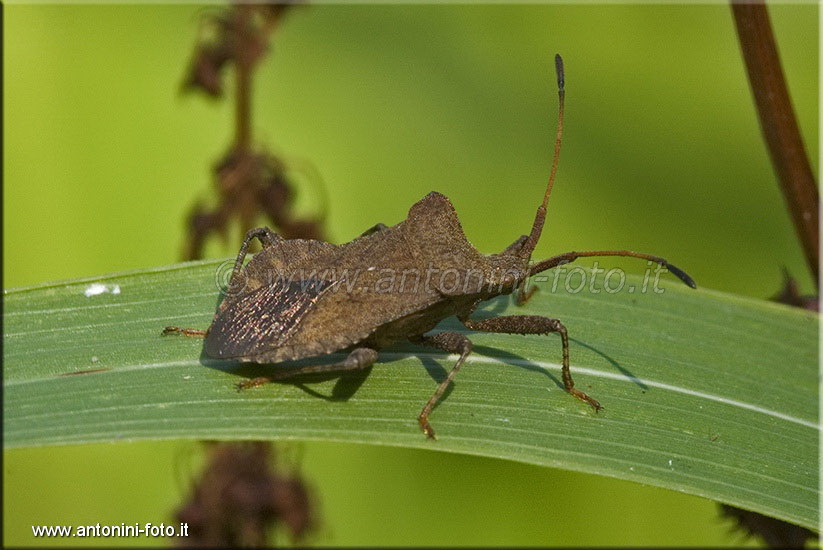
[731,1,819,284]
[234,4,254,153]
[181,3,325,260]
[720,6,819,546]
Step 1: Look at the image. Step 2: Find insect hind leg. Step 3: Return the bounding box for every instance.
[236,347,378,390]
[162,326,208,338]
[228,227,283,291]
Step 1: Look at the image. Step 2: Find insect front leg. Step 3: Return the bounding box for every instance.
[461,314,601,411]
[409,331,473,440]
[236,347,378,390]
[498,235,539,305]
[514,281,538,306]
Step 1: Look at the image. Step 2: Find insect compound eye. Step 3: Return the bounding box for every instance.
[504,267,527,286]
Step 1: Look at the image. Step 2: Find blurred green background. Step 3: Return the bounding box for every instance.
[4,4,817,546]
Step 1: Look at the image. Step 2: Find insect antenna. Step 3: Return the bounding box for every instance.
[518,53,565,260]
[530,250,697,289]
[517,56,697,290]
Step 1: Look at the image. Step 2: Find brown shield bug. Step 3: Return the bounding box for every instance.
[164,55,695,439]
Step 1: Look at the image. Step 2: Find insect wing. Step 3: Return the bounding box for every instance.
[205,279,337,359]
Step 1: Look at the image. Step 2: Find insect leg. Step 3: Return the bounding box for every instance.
[495,236,539,305]
[410,331,473,440]
[514,282,538,306]
[461,315,601,411]
[358,223,388,238]
[162,326,208,338]
[236,347,378,390]
[228,227,283,290]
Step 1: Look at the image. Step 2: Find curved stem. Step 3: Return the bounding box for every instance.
[731,1,819,285]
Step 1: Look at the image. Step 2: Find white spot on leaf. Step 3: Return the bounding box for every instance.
[84,283,121,297]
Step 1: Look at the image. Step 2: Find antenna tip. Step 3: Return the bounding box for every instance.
[554,54,565,91]
[665,262,697,289]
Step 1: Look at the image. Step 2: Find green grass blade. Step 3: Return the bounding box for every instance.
[3,260,818,529]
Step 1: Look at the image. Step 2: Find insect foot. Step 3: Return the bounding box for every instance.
[418,414,437,441]
[236,377,271,391]
[568,388,602,412]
